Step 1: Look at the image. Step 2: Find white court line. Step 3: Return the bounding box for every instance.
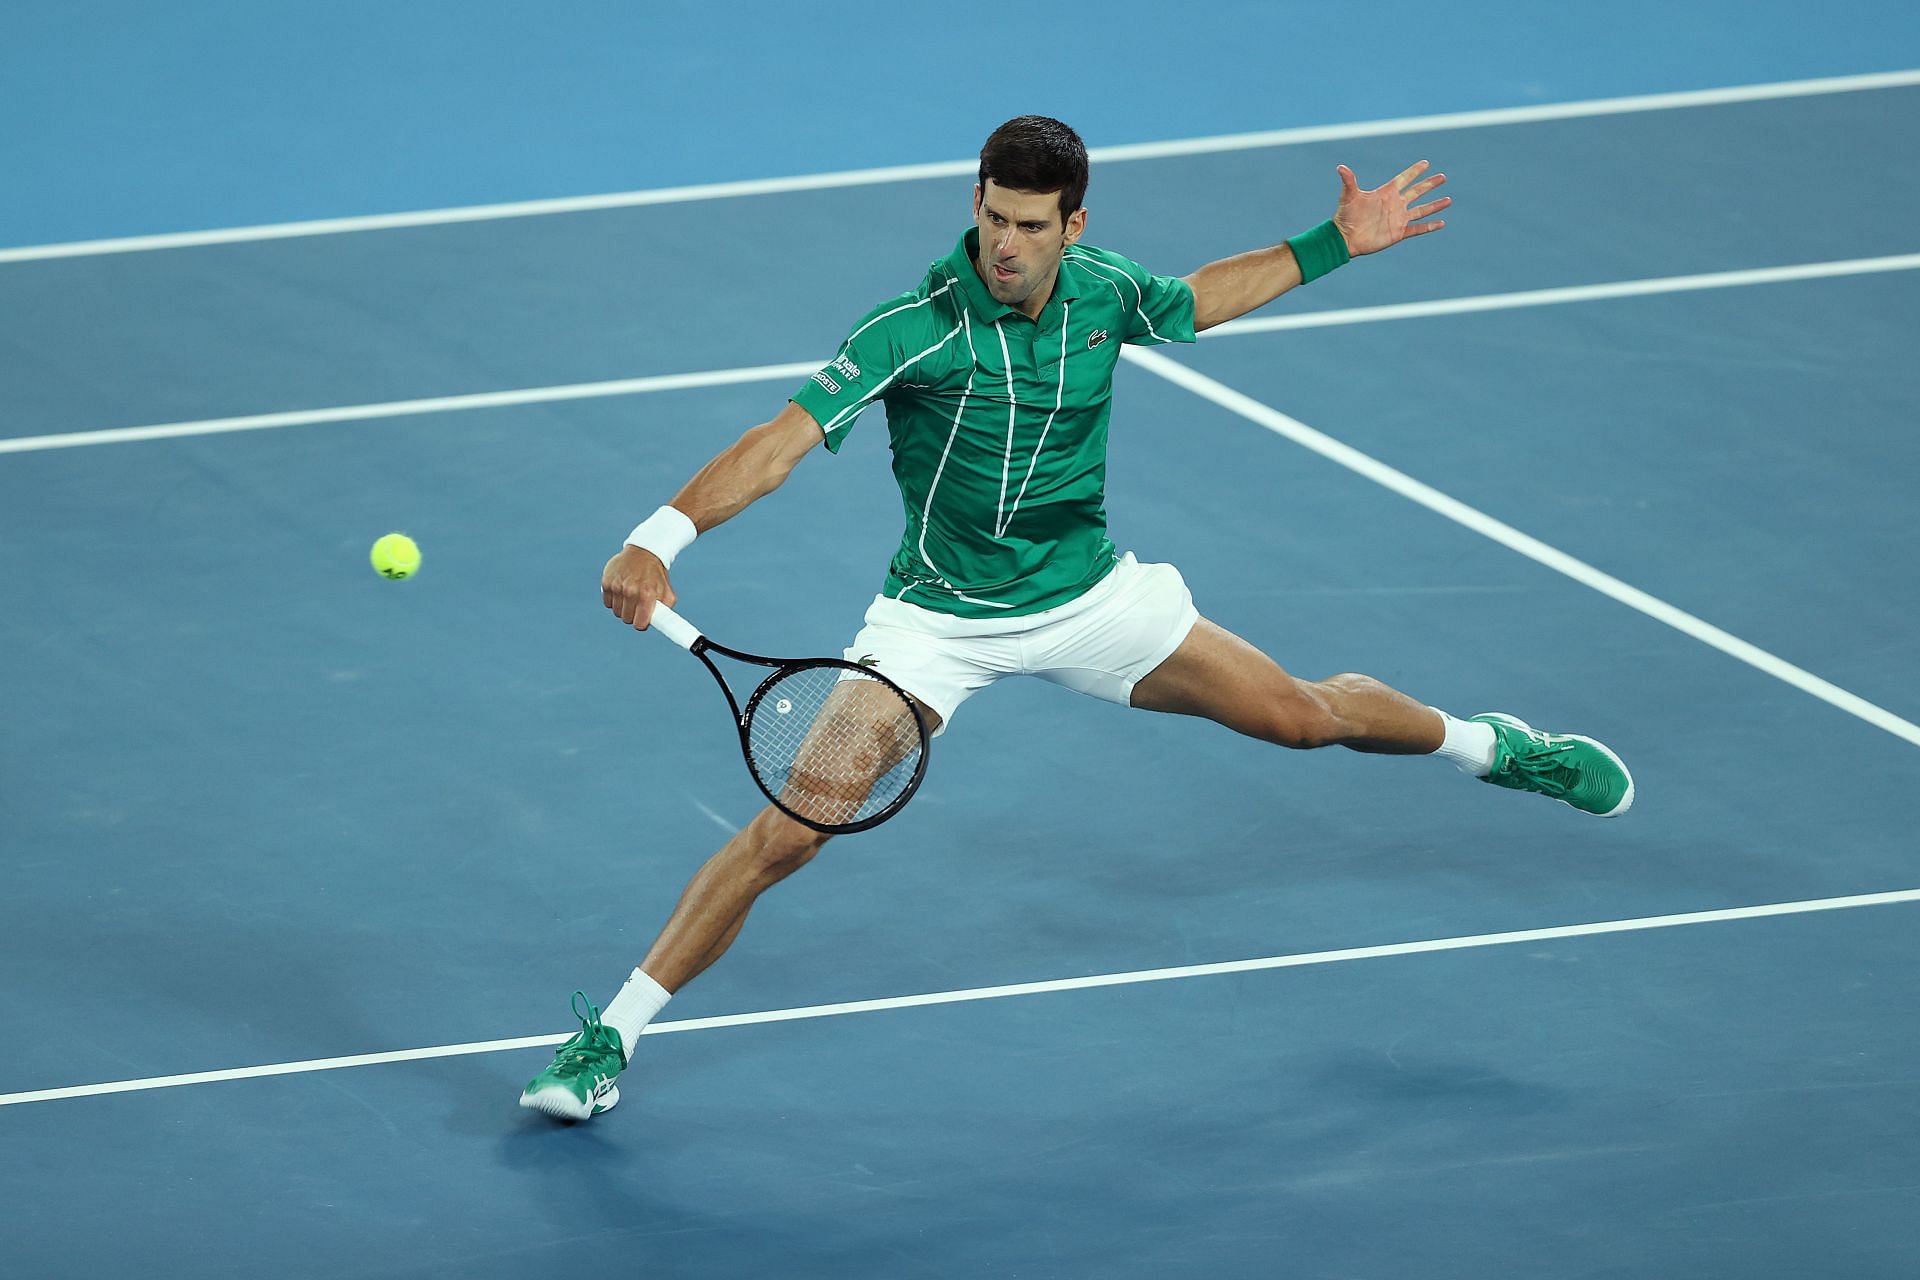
[1208,253,1920,336]
[2,69,1915,264]
[1123,346,1920,749]
[0,361,821,455]
[5,253,1914,457]
[2,888,1914,1109]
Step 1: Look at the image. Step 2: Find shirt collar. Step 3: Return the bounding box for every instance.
[944,228,1082,325]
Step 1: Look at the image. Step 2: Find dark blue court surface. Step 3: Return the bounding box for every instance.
[4,8,1919,1278]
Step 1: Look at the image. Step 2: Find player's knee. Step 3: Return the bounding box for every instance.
[749,807,831,881]
[1262,682,1345,750]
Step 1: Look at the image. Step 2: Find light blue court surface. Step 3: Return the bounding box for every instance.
[4,6,1920,1277]
[6,0,1920,247]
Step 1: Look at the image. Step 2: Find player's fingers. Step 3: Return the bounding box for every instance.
[1392,159,1429,190]
[1337,163,1359,191]
[1406,173,1447,198]
[1403,219,1446,236]
[1408,196,1451,220]
[636,596,658,631]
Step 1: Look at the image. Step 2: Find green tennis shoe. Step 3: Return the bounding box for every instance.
[1473,713,1634,818]
[519,991,627,1121]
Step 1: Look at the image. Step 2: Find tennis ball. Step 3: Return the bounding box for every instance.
[370,532,421,580]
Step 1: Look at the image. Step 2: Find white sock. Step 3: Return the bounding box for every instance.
[1430,709,1497,777]
[600,968,672,1062]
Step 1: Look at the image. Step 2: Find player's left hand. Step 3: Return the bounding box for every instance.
[1332,160,1449,256]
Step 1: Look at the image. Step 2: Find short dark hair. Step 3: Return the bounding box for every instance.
[978,116,1088,222]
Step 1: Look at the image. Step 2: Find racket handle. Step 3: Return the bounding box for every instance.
[646,602,701,650]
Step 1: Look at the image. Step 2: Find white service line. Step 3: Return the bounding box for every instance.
[0,361,821,455]
[2,69,1915,264]
[6,253,1914,457]
[1207,253,1920,336]
[1123,347,1920,749]
[3,888,1915,1109]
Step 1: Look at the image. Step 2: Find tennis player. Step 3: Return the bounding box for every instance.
[521,116,1633,1120]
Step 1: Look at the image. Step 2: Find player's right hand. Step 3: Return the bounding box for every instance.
[602,545,677,630]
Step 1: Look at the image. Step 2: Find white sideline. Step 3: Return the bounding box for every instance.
[3,888,1914,1108]
[1,69,1915,264]
[1122,346,1920,750]
[4,252,1914,457]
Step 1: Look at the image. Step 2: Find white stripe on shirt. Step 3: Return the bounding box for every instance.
[998,301,1070,538]
[818,320,965,434]
[1063,251,1167,343]
[913,309,1013,609]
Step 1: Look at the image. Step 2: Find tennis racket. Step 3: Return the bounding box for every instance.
[646,603,930,834]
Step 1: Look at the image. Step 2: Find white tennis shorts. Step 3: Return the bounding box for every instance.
[842,552,1198,735]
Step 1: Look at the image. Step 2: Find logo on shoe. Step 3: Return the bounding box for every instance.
[591,1074,616,1098]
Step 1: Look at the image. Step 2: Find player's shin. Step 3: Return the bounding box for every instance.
[640,807,829,991]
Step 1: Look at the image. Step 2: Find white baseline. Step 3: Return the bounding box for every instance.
[2,889,1914,1109]
[1,69,1915,265]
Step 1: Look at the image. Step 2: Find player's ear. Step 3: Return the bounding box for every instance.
[1063,206,1087,246]
[972,184,983,218]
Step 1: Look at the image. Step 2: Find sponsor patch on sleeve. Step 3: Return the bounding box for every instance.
[812,370,842,395]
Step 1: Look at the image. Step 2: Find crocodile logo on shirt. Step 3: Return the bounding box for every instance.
[1087,329,1110,350]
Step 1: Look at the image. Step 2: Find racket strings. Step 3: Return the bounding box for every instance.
[746,666,923,828]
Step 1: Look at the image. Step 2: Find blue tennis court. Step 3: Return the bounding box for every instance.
[5,5,1919,1276]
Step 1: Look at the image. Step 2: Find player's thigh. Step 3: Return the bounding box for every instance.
[844,603,1008,737]
[1027,554,1197,705]
[1128,615,1323,739]
[794,676,932,777]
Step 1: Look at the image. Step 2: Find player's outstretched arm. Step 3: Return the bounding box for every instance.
[1184,160,1450,332]
[603,402,825,630]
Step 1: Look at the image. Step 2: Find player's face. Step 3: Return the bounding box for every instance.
[972,180,1086,314]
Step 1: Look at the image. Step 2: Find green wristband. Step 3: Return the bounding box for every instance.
[1286,219,1351,285]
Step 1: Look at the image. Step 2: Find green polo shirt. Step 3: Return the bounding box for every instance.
[790,228,1196,618]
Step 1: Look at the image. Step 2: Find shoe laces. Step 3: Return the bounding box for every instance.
[1500,732,1581,792]
[550,990,625,1071]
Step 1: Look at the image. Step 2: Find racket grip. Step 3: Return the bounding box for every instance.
[646,603,701,650]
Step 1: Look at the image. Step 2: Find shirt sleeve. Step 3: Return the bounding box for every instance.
[1071,246,1196,346]
[789,294,918,454]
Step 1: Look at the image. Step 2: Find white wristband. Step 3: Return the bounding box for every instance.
[624,505,698,569]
